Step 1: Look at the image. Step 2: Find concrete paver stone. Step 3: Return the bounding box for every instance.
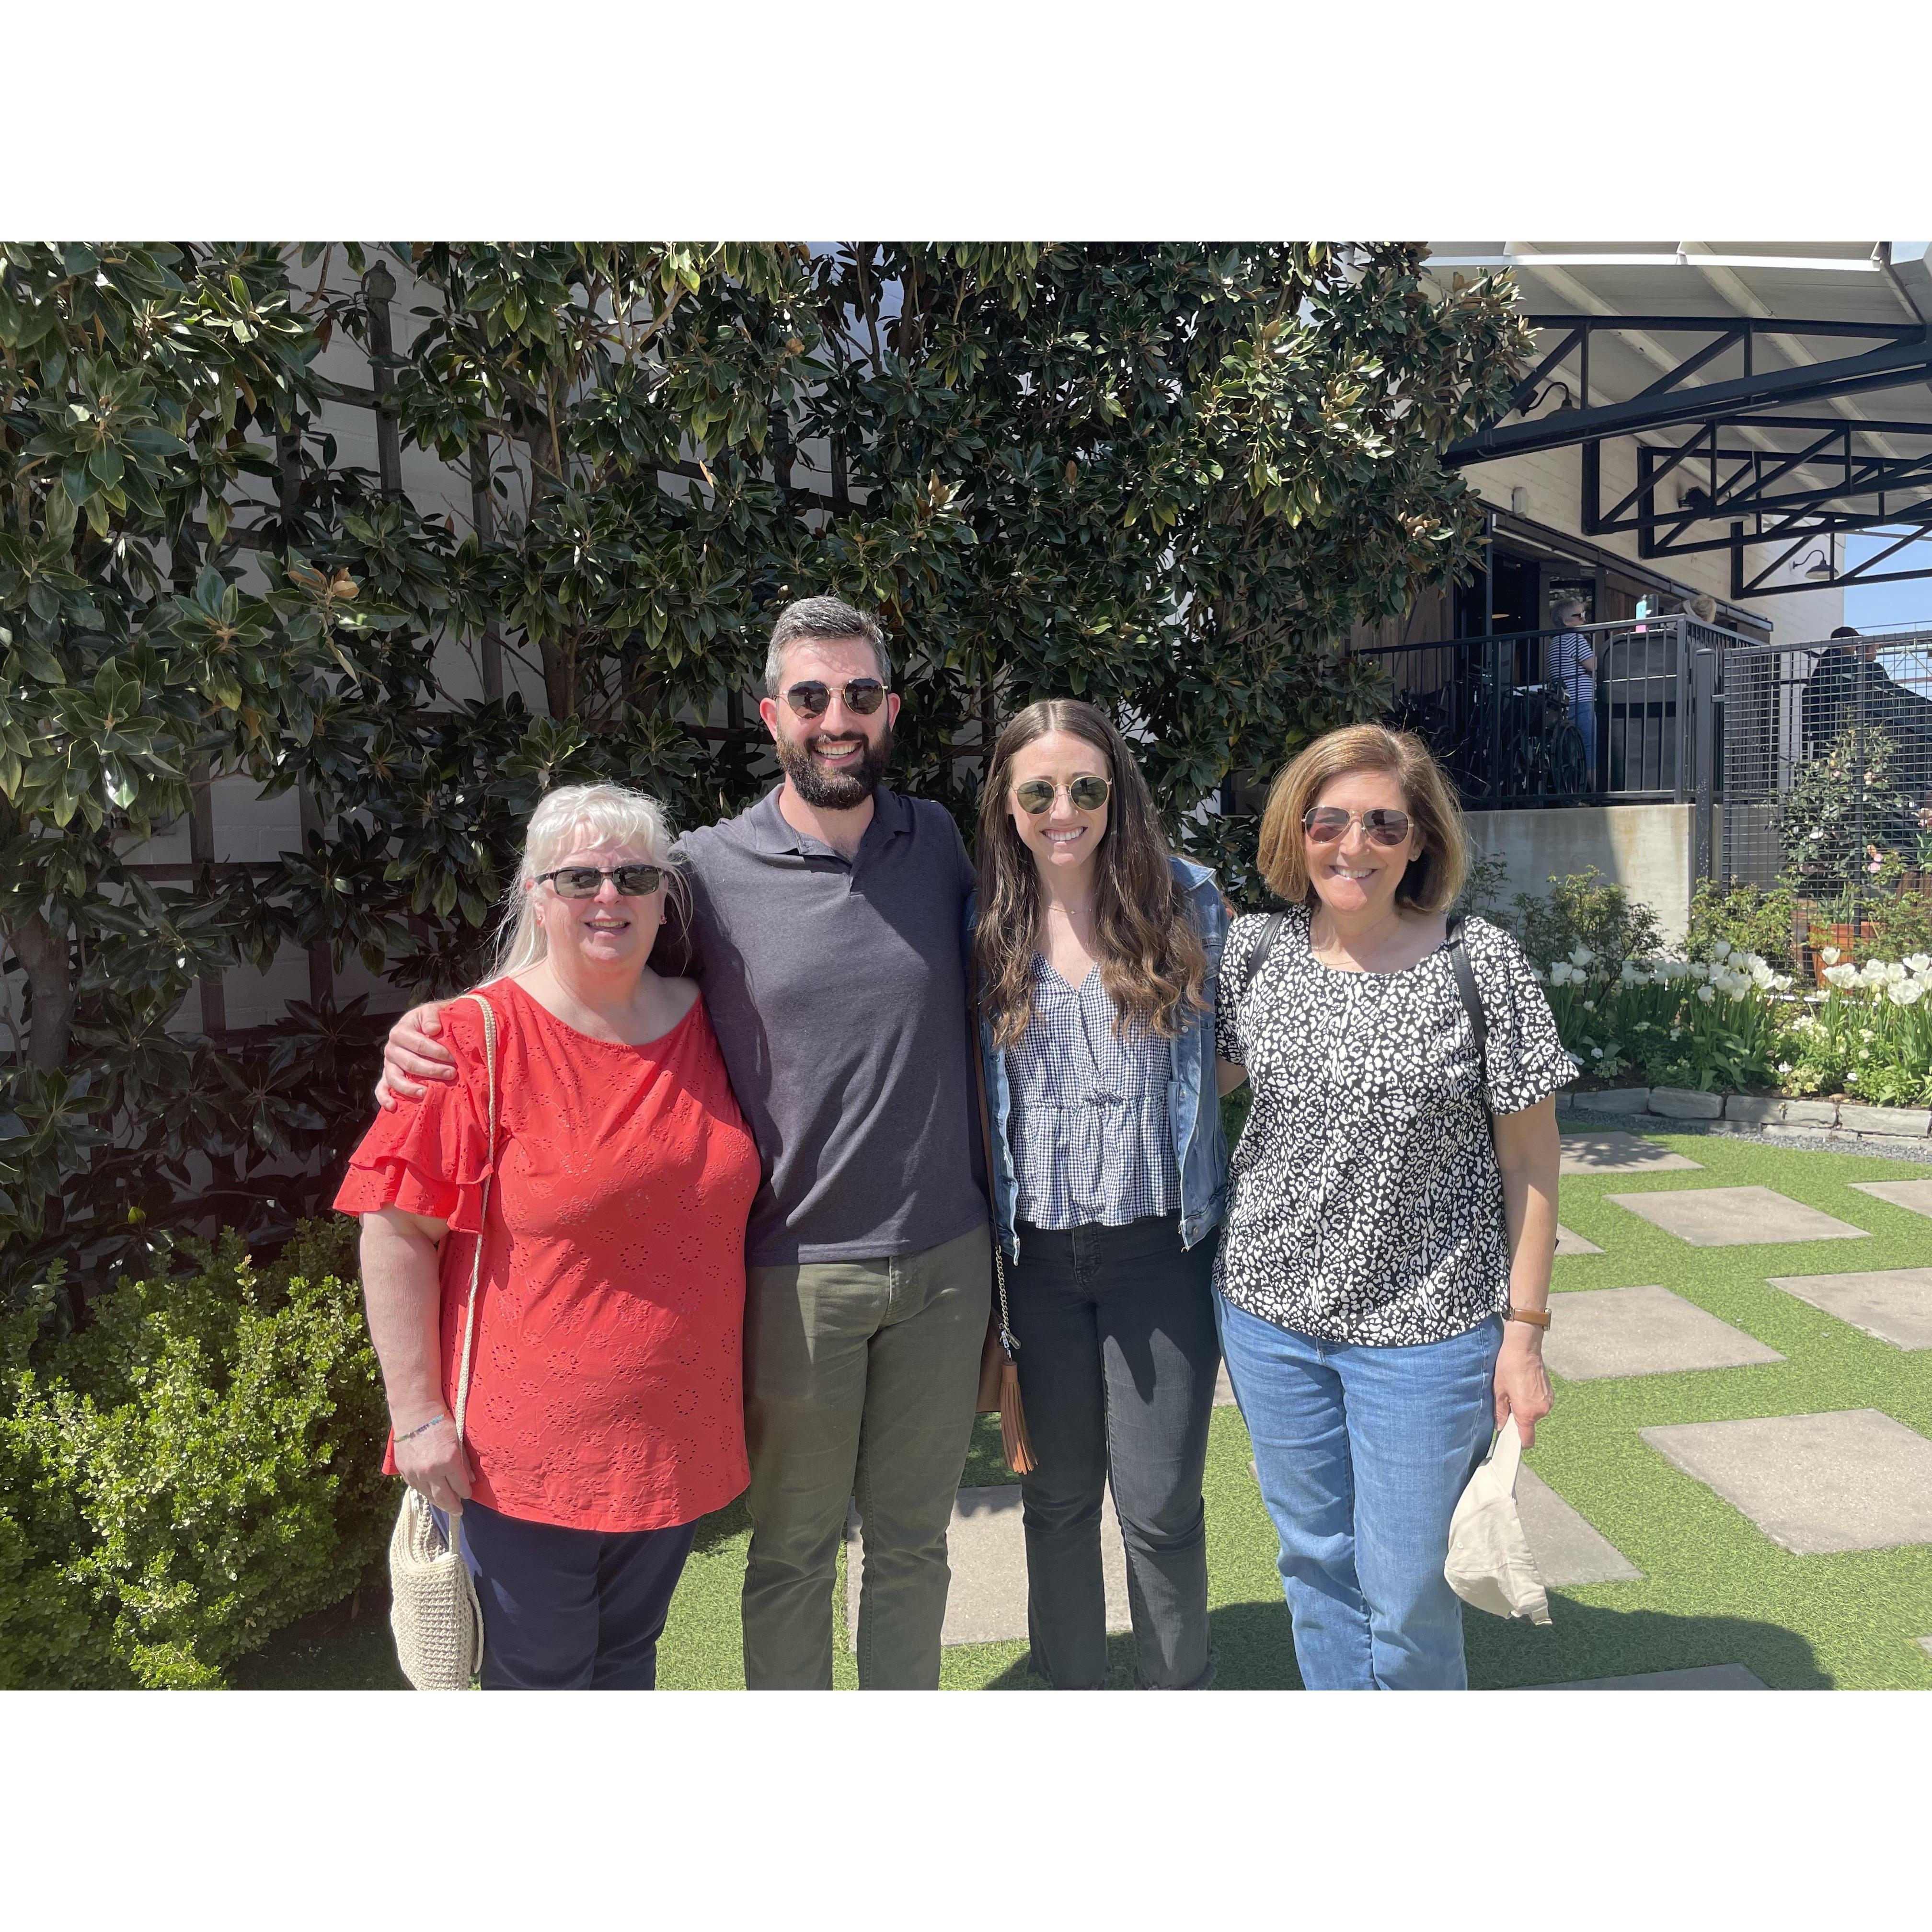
[1765,1268,1932,1351]
[1515,1468,1642,1585]
[1554,1225,1603,1256]
[1640,1408,1932,1554]
[1214,1361,1238,1407]
[1531,1664,1766,1691]
[1543,1283,1783,1381]
[1851,1179,1932,1222]
[1559,1133,1703,1176]
[1606,1185,1870,1248]
[1919,1636,1932,1663]
[846,1484,1130,1647]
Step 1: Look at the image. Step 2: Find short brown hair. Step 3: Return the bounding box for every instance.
[1255,724,1469,913]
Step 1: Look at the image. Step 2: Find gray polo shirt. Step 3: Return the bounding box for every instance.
[662,785,988,1267]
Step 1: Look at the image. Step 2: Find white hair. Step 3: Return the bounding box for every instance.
[487,782,682,981]
[1552,598,1587,627]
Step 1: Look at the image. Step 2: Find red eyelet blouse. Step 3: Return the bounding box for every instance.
[335,979,758,1533]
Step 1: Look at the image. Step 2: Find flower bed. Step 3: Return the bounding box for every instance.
[1500,871,1932,1111]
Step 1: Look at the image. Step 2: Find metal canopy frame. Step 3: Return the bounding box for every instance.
[1446,313,1932,600]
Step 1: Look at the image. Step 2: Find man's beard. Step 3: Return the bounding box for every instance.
[776,723,895,810]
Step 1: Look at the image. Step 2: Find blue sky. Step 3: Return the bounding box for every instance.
[1844,529,1932,632]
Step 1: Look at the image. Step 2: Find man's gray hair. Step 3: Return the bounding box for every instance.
[763,595,892,696]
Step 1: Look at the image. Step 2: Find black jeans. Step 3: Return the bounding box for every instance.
[1008,1214,1220,1689]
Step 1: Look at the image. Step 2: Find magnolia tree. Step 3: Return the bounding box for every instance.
[0,242,1527,1306]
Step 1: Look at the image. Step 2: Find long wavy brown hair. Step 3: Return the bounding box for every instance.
[973,699,1208,1048]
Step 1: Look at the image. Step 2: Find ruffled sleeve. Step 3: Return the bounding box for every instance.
[333,995,497,1232]
[1465,920,1580,1116]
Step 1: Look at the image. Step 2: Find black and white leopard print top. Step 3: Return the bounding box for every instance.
[1214,906,1576,1347]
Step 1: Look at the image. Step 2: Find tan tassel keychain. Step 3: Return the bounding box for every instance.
[990,1245,1035,1475]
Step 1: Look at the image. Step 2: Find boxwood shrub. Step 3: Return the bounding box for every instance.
[0,1218,390,1689]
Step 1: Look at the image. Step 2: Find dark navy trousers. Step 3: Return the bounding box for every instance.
[436,1499,697,1690]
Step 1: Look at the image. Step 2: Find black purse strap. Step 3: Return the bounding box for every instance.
[1235,910,1288,1008]
[1445,914,1494,1136]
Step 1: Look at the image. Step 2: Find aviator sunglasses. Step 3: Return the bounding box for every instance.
[1301,805,1412,847]
[1013,774,1112,815]
[535,863,665,898]
[783,678,888,718]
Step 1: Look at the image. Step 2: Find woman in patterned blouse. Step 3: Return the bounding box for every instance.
[1215,725,1574,1690]
[973,701,1241,1690]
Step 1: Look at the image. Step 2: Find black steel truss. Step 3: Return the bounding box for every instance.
[1447,314,1932,598]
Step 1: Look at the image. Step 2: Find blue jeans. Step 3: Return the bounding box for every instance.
[1216,1298,1502,1690]
[1570,689,1598,790]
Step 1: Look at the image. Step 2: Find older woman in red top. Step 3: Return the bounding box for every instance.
[336,782,758,1690]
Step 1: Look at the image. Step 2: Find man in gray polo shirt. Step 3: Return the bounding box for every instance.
[377,597,990,1690]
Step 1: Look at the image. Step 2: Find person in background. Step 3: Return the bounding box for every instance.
[377,597,990,1692]
[1801,625,1932,769]
[339,783,759,1689]
[973,699,1238,1690]
[1802,626,1873,754]
[1546,596,1597,789]
[1213,724,1574,1690]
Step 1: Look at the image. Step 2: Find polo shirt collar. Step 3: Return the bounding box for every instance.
[748,783,910,856]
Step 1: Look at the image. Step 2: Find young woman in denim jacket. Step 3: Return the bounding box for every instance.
[971,700,1240,1690]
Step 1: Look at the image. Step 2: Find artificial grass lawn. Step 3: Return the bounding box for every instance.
[240,1133,1932,1690]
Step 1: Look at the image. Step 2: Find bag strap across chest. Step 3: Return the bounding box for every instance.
[1444,914,1494,1136]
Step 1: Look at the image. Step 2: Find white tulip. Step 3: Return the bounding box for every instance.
[1713,939,1732,959]
[1696,984,1717,1004]
[1888,977,1925,1007]
[1824,963,1860,988]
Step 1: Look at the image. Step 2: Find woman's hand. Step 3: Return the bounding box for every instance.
[392,1413,475,1517]
[1494,1324,1553,1447]
[375,1001,457,1109]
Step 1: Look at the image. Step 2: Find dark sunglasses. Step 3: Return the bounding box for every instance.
[1014,775,1111,815]
[1302,806,1412,847]
[536,863,665,898]
[783,678,888,718]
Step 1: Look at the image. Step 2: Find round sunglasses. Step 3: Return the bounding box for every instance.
[783,678,888,718]
[535,863,665,898]
[1014,774,1112,816]
[1301,805,1412,847]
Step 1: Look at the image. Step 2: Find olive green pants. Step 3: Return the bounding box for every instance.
[741,1221,990,1689]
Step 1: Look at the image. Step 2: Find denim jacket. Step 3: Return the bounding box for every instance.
[969,857,1230,1264]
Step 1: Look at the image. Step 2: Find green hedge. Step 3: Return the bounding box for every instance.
[0,1218,390,1688]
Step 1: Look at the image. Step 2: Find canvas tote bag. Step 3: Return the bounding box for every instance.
[387,990,498,1690]
[1444,1421,1552,1625]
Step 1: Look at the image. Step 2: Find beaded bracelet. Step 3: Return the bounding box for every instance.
[393,1414,451,1445]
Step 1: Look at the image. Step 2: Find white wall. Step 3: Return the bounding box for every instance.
[1467,803,1697,944]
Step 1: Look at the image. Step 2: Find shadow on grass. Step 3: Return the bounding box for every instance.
[1467,1596,1830,1690]
[231,1561,405,1690]
[976,1595,1828,1691]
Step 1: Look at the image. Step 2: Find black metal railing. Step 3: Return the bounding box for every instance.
[1358,617,1739,811]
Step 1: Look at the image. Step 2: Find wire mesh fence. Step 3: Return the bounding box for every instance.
[1719,629,1932,929]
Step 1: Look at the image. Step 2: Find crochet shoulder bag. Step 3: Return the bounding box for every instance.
[387,990,497,1691]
